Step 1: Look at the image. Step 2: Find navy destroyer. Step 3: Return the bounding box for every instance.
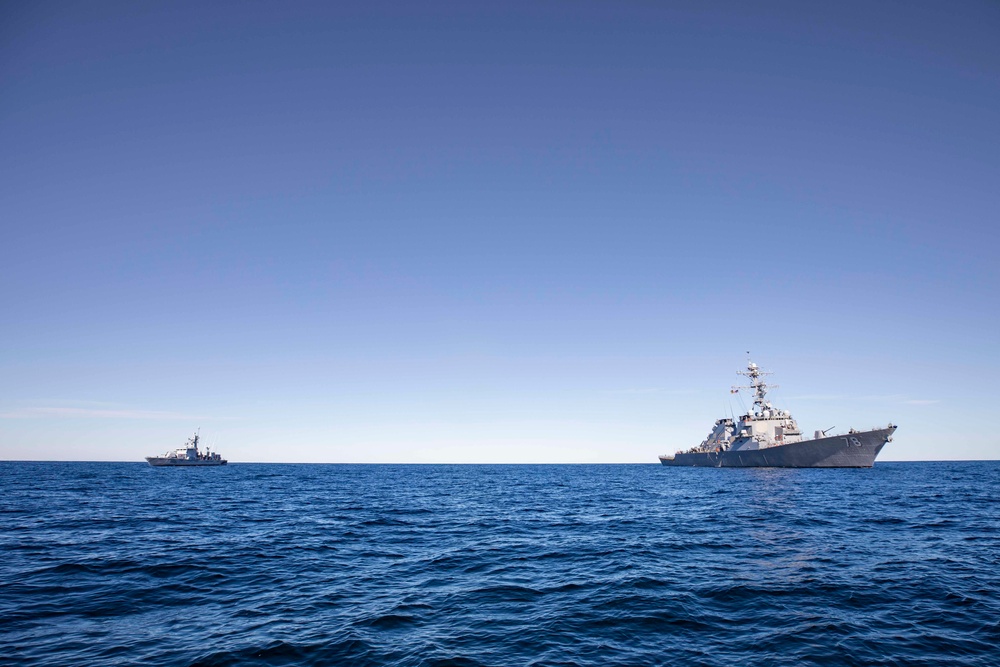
[146,431,227,467]
[659,360,896,467]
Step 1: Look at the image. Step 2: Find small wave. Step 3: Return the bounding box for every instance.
[868,516,908,525]
[469,584,543,602]
[362,612,419,629]
[189,638,377,667]
[360,517,411,527]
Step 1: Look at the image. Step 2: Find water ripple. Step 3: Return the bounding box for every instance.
[1,461,998,666]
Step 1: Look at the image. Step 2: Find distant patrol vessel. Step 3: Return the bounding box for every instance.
[660,359,896,467]
[146,431,227,467]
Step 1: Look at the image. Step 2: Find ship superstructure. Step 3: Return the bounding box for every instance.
[659,359,895,467]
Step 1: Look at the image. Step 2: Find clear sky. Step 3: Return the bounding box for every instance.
[2,1,998,462]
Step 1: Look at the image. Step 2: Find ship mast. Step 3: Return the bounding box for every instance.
[732,358,778,416]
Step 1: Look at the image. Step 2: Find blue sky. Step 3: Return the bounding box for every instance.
[2,1,998,462]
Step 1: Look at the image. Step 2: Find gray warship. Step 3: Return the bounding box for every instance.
[146,431,227,467]
[659,360,896,468]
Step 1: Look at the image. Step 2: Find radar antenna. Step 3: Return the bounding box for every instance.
[731,358,779,416]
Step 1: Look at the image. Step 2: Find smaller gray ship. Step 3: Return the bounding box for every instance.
[660,359,896,468]
[146,431,227,467]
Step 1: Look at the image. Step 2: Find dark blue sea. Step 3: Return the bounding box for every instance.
[1,462,998,666]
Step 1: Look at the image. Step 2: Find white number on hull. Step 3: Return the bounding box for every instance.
[841,436,863,448]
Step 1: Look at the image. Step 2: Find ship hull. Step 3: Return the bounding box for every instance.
[659,427,895,468]
[146,458,227,467]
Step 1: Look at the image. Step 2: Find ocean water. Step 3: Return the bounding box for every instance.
[1,462,998,666]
